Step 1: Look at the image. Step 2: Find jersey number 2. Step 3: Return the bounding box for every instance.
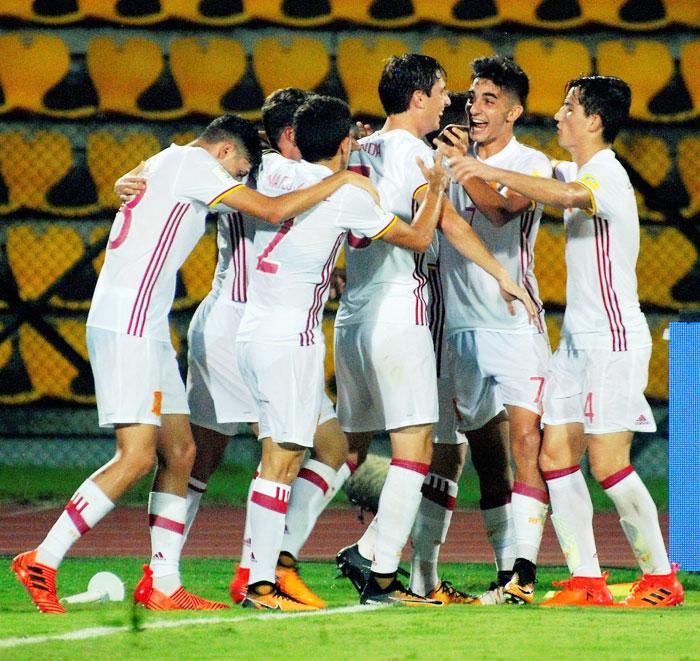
[256,219,294,275]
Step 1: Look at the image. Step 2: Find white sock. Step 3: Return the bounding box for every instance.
[511,482,549,564]
[372,460,428,575]
[248,477,290,585]
[321,460,353,509]
[601,465,671,575]
[282,458,337,559]
[239,468,259,570]
[149,492,187,595]
[357,516,379,560]
[410,473,458,595]
[480,497,516,573]
[544,466,601,577]
[36,479,114,569]
[183,477,207,543]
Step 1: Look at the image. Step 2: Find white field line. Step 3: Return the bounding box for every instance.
[0,603,382,649]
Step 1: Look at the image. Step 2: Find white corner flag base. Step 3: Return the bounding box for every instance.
[60,571,125,605]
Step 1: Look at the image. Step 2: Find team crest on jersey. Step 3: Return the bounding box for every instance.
[212,164,235,184]
[578,173,600,190]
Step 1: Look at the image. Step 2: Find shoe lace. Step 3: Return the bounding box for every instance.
[274,586,303,604]
[440,581,473,599]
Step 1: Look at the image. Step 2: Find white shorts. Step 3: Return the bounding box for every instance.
[433,339,467,445]
[542,344,657,434]
[335,322,438,433]
[186,296,258,436]
[87,327,189,428]
[236,341,325,448]
[449,329,550,432]
[319,391,336,426]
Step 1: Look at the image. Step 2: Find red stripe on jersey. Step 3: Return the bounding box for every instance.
[602,218,627,350]
[519,210,544,333]
[594,216,627,351]
[148,514,185,534]
[298,467,329,494]
[427,264,445,374]
[412,252,428,326]
[251,490,289,514]
[347,231,371,249]
[300,233,344,346]
[228,212,247,303]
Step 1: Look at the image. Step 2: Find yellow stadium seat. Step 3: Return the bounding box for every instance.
[87,131,162,210]
[646,315,671,401]
[87,36,184,119]
[180,229,218,303]
[0,331,39,406]
[0,0,83,22]
[680,41,700,119]
[334,0,417,27]
[666,0,700,27]
[337,37,410,117]
[533,223,567,306]
[0,131,73,213]
[80,0,165,24]
[677,136,700,218]
[581,0,669,30]
[514,39,592,117]
[170,37,248,116]
[413,0,500,28]
[251,0,333,26]
[499,0,586,29]
[596,40,674,121]
[421,37,494,94]
[166,0,250,24]
[252,37,330,98]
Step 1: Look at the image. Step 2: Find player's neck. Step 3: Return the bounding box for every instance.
[382,114,423,139]
[570,138,609,168]
[314,154,342,173]
[475,131,513,160]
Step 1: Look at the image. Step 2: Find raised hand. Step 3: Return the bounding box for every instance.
[114,161,146,202]
[416,155,449,195]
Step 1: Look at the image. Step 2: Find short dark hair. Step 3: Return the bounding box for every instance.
[471,55,529,107]
[293,96,352,163]
[261,87,312,151]
[566,75,631,143]
[378,53,446,116]
[199,114,262,171]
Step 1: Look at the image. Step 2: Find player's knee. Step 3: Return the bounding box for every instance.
[512,427,542,469]
[162,437,196,475]
[538,445,562,473]
[121,449,156,481]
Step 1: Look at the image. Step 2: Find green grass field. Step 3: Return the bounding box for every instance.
[1,558,697,660]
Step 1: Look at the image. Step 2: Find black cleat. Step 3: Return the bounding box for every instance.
[360,575,444,607]
[335,544,371,595]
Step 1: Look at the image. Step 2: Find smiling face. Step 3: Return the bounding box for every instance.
[466,77,522,152]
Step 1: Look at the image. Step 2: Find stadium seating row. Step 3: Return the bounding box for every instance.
[1,128,697,220]
[1,0,697,30]
[0,33,699,122]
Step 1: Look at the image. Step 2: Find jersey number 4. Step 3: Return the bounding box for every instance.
[256,219,294,275]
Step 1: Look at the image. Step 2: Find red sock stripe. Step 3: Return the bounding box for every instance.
[390,459,430,476]
[512,481,549,504]
[599,465,634,490]
[479,493,512,510]
[149,514,185,534]
[65,497,91,535]
[298,468,329,494]
[542,465,580,481]
[345,459,358,474]
[251,490,289,514]
[421,480,456,511]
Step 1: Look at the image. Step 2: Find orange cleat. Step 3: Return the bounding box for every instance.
[242,582,318,611]
[11,550,65,614]
[539,574,614,607]
[616,564,684,608]
[230,565,250,604]
[426,580,479,605]
[134,565,228,611]
[275,563,326,609]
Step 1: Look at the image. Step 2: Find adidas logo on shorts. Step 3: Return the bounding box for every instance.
[634,414,649,425]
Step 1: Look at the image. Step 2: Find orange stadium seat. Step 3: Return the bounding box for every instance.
[680,41,700,119]
[581,0,669,30]
[335,0,418,27]
[596,40,674,121]
[87,37,184,119]
[337,37,409,117]
[677,136,700,219]
[421,37,494,94]
[513,39,592,117]
[0,0,83,23]
[87,131,162,210]
[413,0,500,28]
[0,131,73,213]
[180,230,218,303]
[251,0,333,26]
[0,332,39,406]
[499,0,587,29]
[533,224,567,306]
[665,0,700,28]
[166,0,250,25]
[252,37,331,99]
[0,33,94,117]
[170,37,248,117]
[80,0,166,24]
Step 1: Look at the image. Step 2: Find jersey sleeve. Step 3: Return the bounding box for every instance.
[405,143,435,203]
[574,159,618,218]
[501,150,553,209]
[339,185,398,240]
[177,150,246,207]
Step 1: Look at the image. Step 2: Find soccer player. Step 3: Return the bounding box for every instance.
[334,54,537,606]
[418,56,552,605]
[10,114,374,614]
[447,75,684,608]
[237,94,449,611]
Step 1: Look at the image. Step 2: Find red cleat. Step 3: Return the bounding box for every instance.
[229,565,250,604]
[11,550,65,614]
[616,563,685,608]
[134,565,228,611]
[539,573,614,607]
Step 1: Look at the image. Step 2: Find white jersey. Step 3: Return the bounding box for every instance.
[335,129,435,327]
[87,144,244,341]
[556,148,651,351]
[442,137,550,336]
[237,158,397,346]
